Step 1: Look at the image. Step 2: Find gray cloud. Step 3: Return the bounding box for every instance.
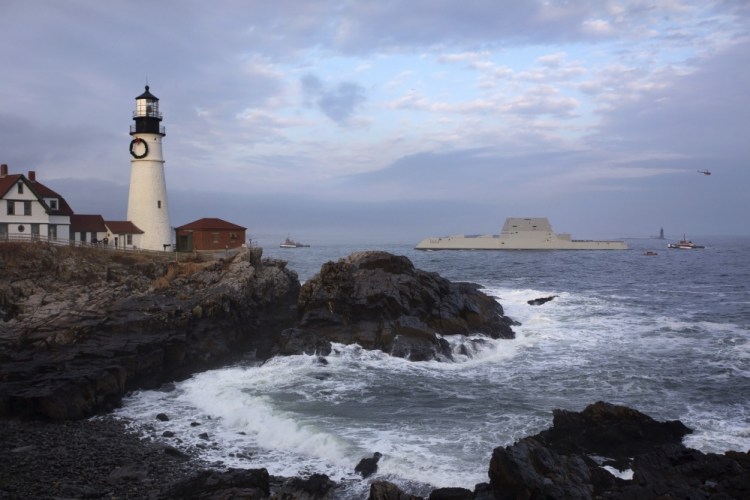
[301,74,366,124]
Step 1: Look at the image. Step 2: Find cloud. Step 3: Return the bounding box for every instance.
[590,40,750,159]
[301,74,367,124]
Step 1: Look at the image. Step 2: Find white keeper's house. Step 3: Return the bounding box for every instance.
[0,164,74,242]
[0,164,146,249]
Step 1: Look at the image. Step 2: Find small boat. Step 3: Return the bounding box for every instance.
[644,251,658,256]
[280,236,310,248]
[667,235,704,250]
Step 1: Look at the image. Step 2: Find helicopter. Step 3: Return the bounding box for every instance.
[697,170,711,175]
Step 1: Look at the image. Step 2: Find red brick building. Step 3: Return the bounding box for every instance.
[174,218,246,252]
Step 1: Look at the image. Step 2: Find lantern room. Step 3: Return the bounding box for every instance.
[130,85,165,136]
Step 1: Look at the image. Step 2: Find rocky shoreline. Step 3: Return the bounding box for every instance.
[2,401,748,499]
[2,243,749,498]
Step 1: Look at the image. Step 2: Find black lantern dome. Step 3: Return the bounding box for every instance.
[130,85,165,136]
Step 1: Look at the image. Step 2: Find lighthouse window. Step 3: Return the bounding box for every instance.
[158,200,162,209]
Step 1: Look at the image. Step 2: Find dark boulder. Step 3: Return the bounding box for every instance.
[535,400,692,460]
[163,468,270,499]
[620,444,750,499]
[369,480,422,500]
[428,486,474,499]
[355,451,383,478]
[272,473,338,499]
[527,295,558,305]
[281,251,515,361]
[486,401,749,499]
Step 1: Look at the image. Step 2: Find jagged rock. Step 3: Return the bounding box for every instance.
[428,487,474,499]
[527,295,558,305]
[487,401,750,499]
[272,473,337,499]
[355,452,382,478]
[488,438,597,499]
[0,243,300,419]
[163,468,270,499]
[619,444,750,499]
[535,400,692,460]
[282,251,515,361]
[369,480,422,500]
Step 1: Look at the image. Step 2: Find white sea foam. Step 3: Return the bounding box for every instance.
[602,466,634,480]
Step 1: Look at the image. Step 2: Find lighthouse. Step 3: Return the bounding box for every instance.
[126,86,171,251]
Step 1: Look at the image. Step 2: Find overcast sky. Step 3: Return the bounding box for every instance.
[1,0,748,245]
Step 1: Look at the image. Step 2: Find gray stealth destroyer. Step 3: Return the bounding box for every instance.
[415,217,628,250]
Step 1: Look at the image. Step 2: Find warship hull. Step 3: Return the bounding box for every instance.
[415,217,628,251]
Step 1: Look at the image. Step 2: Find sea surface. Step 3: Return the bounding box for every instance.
[113,236,750,498]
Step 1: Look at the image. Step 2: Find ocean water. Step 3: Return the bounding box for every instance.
[113,237,750,498]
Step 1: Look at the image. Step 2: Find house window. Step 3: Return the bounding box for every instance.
[0,223,7,239]
[24,201,31,216]
[212,232,220,243]
[48,224,57,240]
[17,182,23,194]
[126,234,132,245]
[6,200,14,215]
[31,224,39,239]
[49,199,58,210]
[81,232,87,242]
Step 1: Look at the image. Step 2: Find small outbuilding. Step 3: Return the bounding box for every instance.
[104,220,144,250]
[174,217,247,252]
[70,214,107,245]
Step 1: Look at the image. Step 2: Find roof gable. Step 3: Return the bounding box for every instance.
[0,172,74,216]
[0,174,23,199]
[175,217,247,231]
[29,179,75,216]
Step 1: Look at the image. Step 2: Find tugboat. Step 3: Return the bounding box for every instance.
[667,235,704,250]
[280,236,310,248]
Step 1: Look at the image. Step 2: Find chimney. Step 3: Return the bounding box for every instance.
[0,164,7,177]
[28,171,36,182]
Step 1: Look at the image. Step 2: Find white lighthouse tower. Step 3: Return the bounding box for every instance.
[126,85,171,251]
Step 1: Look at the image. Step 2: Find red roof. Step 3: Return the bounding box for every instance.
[71,214,106,233]
[175,217,246,231]
[0,174,20,198]
[0,171,74,216]
[105,221,144,234]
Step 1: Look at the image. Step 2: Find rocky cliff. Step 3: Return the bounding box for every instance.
[0,242,299,419]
